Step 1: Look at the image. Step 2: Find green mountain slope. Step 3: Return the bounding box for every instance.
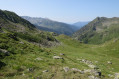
[0,10,36,32]
[0,10,58,70]
[0,10,119,79]
[0,10,58,46]
[73,17,119,44]
[22,16,78,35]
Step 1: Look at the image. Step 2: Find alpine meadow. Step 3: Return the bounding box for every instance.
[0,0,119,79]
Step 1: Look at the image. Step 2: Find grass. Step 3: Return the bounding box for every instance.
[49,35,119,78]
[0,33,119,79]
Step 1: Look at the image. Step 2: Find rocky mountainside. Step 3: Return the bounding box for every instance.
[22,16,78,35]
[73,17,119,44]
[0,10,36,32]
[0,10,58,46]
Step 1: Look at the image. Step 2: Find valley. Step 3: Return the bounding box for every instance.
[0,10,119,79]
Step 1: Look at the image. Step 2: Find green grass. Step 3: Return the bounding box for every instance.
[49,35,119,78]
[0,33,119,79]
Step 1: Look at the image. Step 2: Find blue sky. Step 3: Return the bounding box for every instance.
[0,0,119,23]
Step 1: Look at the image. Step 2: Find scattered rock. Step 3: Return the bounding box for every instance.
[28,68,34,72]
[95,72,101,76]
[53,56,63,59]
[19,41,24,44]
[95,61,98,63]
[60,53,65,56]
[80,59,93,65]
[22,73,25,76]
[108,74,113,77]
[84,69,91,73]
[107,61,112,64]
[0,49,9,55]
[43,70,48,73]
[63,67,69,72]
[35,58,43,60]
[71,68,82,73]
[88,65,98,69]
[88,75,95,79]
[114,73,119,79]
[88,75,100,79]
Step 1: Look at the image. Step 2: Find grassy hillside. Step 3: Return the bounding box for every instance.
[49,35,119,79]
[22,16,78,35]
[0,10,36,32]
[1,34,118,79]
[0,10,119,79]
[73,17,119,44]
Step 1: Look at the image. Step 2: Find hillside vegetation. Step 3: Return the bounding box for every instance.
[73,17,119,44]
[0,10,119,79]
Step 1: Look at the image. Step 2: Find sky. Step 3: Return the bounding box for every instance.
[0,0,119,23]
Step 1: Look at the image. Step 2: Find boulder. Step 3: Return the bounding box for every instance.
[88,65,98,69]
[80,59,93,65]
[28,68,34,72]
[19,41,24,44]
[95,72,101,76]
[90,69,101,77]
[83,69,91,73]
[35,57,43,60]
[43,70,48,73]
[108,74,113,77]
[71,68,82,73]
[114,73,119,79]
[88,75,95,79]
[60,53,65,56]
[107,61,112,64]
[88,75,100,79]
[63,67,69,72]
[0,49,9,55]
[53,56,63,59]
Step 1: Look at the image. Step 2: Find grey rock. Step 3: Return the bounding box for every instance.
[0,49,9,55]
[83,69,91,73]
[53,56,63,59]
[63,67,69,72]
[19,41,24,44]
[88,75,100,79]
[81,59,93,65]
[108,74,113,77]
[88,65,98,69]
[107,61,112,64]
[71,68,82,73]
[114,73,119,79]
[88,75,95,79]
[90,69,101,76]
[35,57,43,60]
[43,70,48,73]
[28,68,34,72]
[60,53,65,56]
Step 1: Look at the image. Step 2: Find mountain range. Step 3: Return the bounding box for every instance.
[0,10,119,79]
[22,16,79,35]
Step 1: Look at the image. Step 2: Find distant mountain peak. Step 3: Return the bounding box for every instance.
[22,16,79,35]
